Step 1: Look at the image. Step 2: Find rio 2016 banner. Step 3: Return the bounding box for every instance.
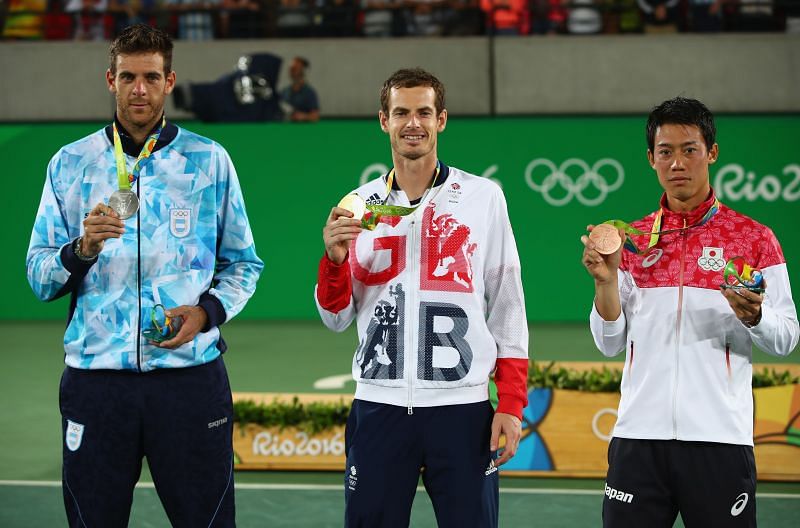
[5,116,799,321]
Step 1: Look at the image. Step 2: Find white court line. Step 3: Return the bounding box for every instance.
[1,481,798,499]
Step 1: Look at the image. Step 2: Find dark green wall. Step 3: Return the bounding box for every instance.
[6,117,799,321]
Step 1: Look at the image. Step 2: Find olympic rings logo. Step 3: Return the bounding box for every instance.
[698,256,726,272]
[525,158,625,207]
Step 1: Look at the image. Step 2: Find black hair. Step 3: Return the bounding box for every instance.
[646,97,716,152]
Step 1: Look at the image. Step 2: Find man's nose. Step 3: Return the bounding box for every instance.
[132,79,147,96]
[671,156,685,170]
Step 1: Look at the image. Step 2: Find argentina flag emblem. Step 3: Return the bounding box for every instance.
[66,420,84,452]
[170,208,192,238]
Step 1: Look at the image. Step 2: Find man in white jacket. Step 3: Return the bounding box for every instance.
[316,68,529,527]
[581,97,799,527]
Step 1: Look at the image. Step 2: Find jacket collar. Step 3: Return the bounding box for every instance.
[104,114,178,157]
[389,161,450,191]
[658,188,718,228]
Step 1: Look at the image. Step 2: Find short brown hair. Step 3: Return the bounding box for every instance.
[380,68,446,115]
[109,24,173,76]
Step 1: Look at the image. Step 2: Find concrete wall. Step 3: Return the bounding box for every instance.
[1,34,798,121]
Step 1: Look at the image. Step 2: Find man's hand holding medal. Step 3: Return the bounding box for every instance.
[323,194,365,265]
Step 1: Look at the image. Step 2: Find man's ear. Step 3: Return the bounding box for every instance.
[106,69,116,93]
[708,143,719,164]
[379,110,389,133]
[437,109,447,133]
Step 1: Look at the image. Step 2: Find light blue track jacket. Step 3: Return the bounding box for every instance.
[26,122,263,371]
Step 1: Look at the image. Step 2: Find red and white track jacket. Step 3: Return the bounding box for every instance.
[315,163,529,418]
[590,190,799,446]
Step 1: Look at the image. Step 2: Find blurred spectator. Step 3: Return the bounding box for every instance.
[165,0,221,39]
[2,0,46,38]
[442,0,483,35]
[406,0,447,35]
[280,56,320,122]
[567,0,602,33]
[481,0,528,34]
[728,0,777,31]
[315,0,356,36]
[529,0,566,34]
[688,0,723,31]
[787,0,800,33]
[613,0,643,32]
[637,0,679,32]
[220,0,262,37]
[361,0,398,36]
[65,0,108,40]
[164,0,222,40]
[276,0,313,36]
[108,0,157,37]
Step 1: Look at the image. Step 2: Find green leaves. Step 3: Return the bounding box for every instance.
[233,363,798,432]
[233,397,350,435]
[528,361,622,392]
[752,367,800,388]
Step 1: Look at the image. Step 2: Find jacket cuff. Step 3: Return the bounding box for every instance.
[494,357,529,420]
[496,395,526,420]
[317,252,352,314]
[61,239,96,276]
[199,292,227,332]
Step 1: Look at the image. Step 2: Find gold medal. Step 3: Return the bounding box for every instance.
[337,193,367,220]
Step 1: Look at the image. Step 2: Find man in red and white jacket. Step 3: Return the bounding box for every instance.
[316,68,528,527]
[582,97,799,528]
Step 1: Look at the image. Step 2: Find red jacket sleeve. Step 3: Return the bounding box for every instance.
[316,252,352,314]
[495,358,529,419]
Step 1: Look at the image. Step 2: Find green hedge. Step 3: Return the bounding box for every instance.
[233,362,799,431]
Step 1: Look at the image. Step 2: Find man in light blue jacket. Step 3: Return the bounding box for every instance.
[26,24,263,527]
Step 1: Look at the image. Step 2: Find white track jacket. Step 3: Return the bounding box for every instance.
[316,164,529,417]
[590,191,799,446]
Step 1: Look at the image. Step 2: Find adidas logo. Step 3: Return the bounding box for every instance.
[365,193,382,205]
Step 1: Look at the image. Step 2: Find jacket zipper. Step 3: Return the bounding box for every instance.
[135,170,142,372]
[725,343,731,380]
[672,217,688,438]
[628,341,634,375]
[407,218,417,415]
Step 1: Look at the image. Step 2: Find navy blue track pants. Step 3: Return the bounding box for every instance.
[344,399,499,528]
[59,356,235,527]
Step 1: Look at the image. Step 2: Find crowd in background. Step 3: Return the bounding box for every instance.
[2,0,798,39]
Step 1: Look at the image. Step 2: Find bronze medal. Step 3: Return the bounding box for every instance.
[589,223,622,255]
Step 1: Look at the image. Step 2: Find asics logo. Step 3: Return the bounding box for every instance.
[730,493,748,516]
[641,248,663,268]
[525,158,625,207]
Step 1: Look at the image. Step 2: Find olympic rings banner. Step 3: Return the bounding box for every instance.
[6,116,800,321]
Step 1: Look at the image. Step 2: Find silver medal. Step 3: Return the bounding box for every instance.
[108,189,139,220]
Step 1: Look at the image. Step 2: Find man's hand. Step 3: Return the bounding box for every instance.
[82,202,125,257]
[721,278,766,327]
[156,305,209,349]
[490,412,522,467]
[323,207,362,265]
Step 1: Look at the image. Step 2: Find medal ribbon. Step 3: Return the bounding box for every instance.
[112,116,166,191]
[361,162,440,229]
[603,198,720,254]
